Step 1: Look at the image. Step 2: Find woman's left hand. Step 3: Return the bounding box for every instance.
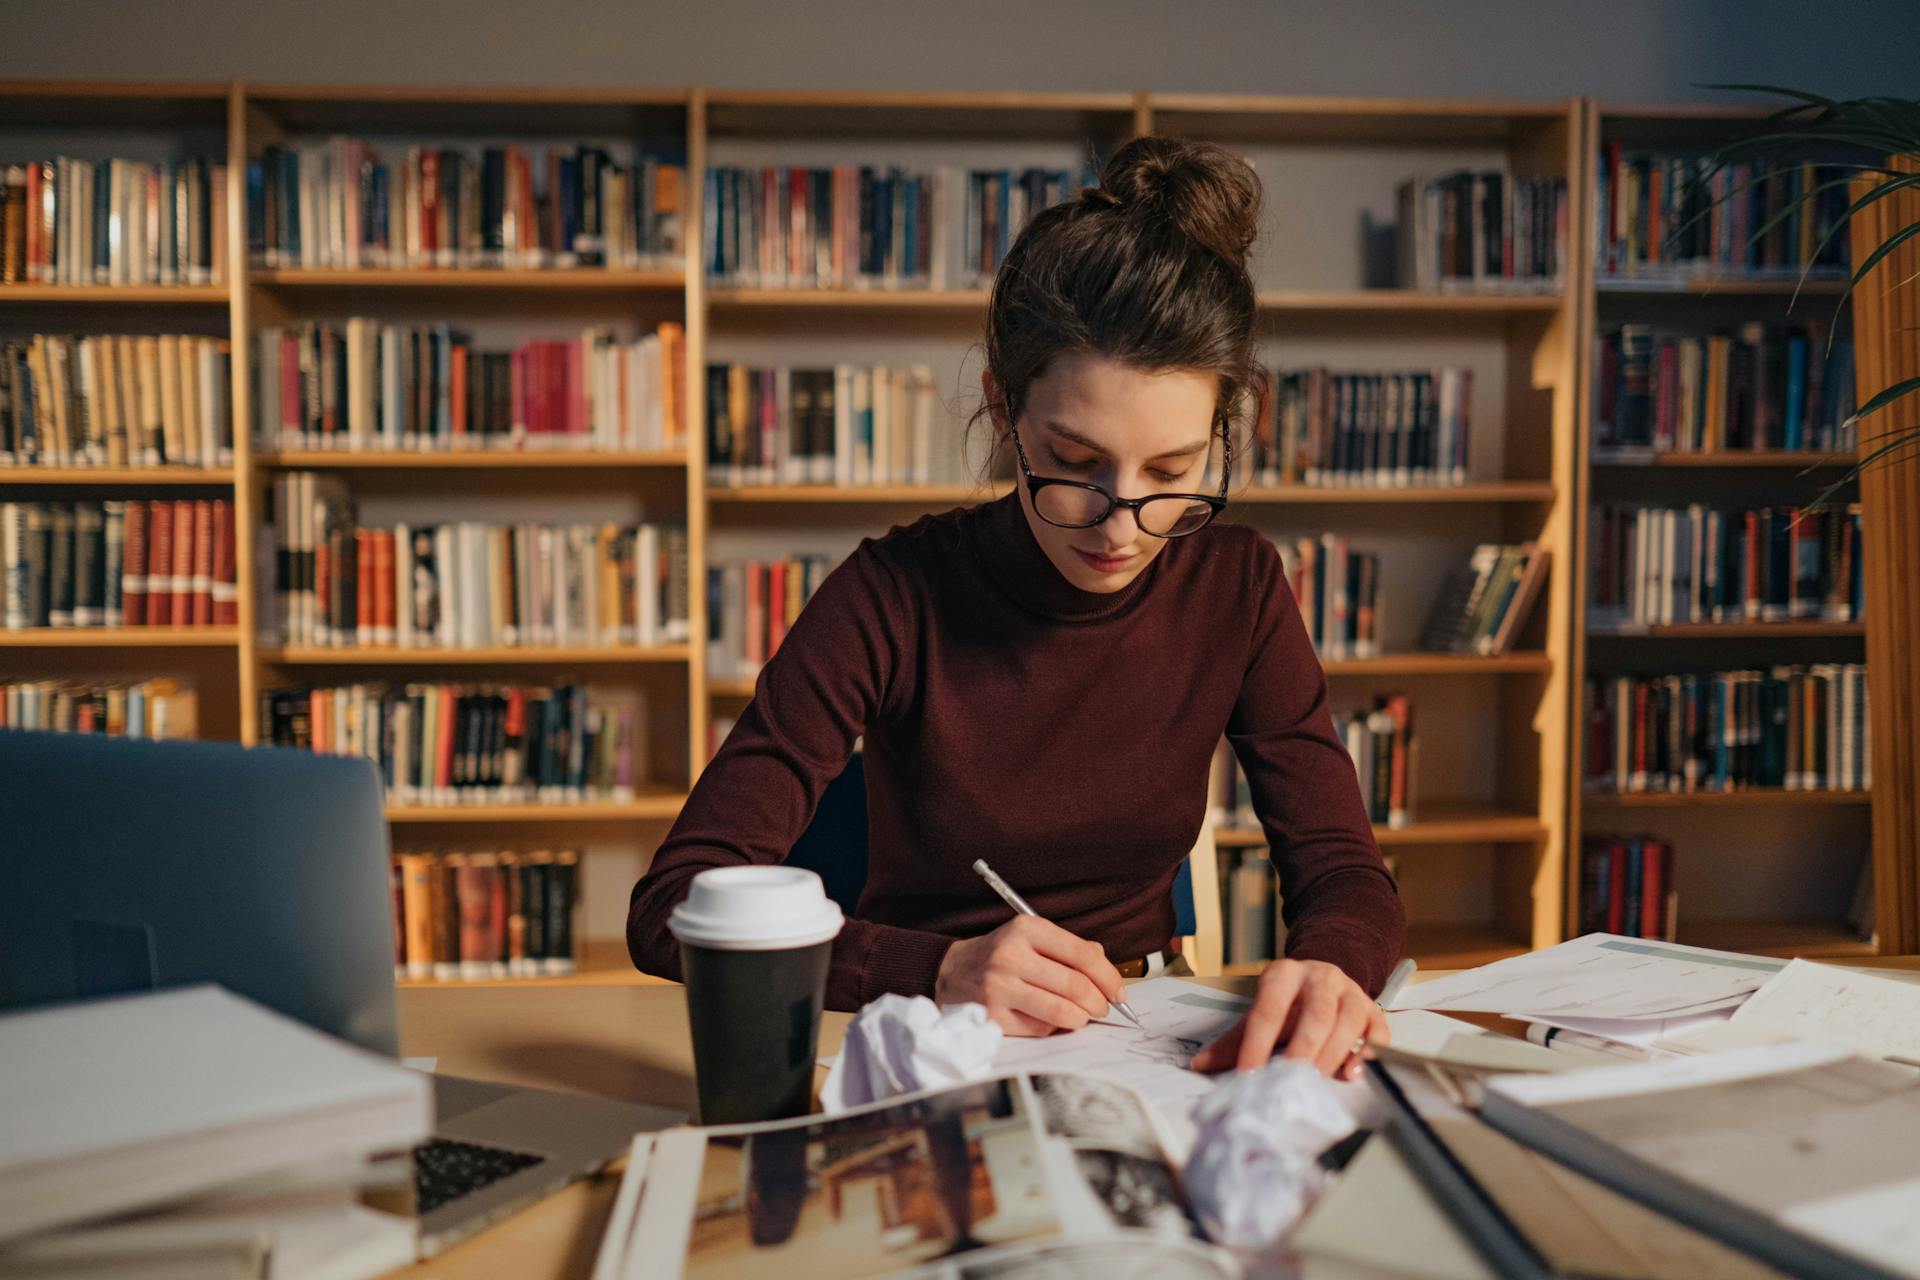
[1189,958,1389,1080]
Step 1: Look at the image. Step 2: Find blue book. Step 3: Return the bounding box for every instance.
[1623,839,1644,938]
[901,174,917,283]
[1783,332,1808,450]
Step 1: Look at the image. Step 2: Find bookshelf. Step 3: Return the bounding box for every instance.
[6,81,1895,984]
[1566,102,1879,958]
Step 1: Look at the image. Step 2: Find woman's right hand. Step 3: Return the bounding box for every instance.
[934,915,1127,1037]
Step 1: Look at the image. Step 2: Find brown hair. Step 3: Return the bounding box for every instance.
[972,135,1266,471]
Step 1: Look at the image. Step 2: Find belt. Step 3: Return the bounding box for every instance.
[1114,948,1174,980]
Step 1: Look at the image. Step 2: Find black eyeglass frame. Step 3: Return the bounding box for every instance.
[1003,402,1232,539]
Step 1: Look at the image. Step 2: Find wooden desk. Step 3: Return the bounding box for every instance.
[386,956,1920,1279]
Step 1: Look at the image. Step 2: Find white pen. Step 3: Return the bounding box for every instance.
[971,858,1148,1033]
[1377,957,1417,1009]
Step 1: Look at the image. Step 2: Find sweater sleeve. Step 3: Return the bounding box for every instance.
[625,541,960,1010]
[1226,536,1407,995]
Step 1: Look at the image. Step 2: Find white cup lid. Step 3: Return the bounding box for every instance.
[669,865,845,950]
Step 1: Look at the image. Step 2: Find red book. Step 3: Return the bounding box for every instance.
[211,499,237,626]
[436,685,457,791]
[122,499,149,626]
[1744,511,1762,618]
[279,336,300,438]
[568,340,586,440]
[314,535,331,644]
[190,499,214,625]
[1640,839,1666,939]
[354,528,374,644]
[419,151,440,259]
[373,529,395,642]
[450,342,468,440]
[1606,840,1628,933]
[145,500,173,626]
[170,500,195,626]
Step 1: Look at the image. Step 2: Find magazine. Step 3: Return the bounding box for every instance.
[591,1070,1240,1280]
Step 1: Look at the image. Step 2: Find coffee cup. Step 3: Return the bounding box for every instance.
[669,865,844,1124]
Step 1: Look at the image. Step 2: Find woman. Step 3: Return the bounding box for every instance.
[630,136,1404,1080]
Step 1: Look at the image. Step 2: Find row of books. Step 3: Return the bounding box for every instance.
[0,678,198,739]
[250,141,686,271]
[392,849,580,981]
[705,362,969,487]
[263,682,645,807]
[706,554,835,681]
[1340,695,1416,829]
[1593,323,1857,455]
[0,157,229,286]
[1588,503,1863,629]
[1394,170,1569,292]
[1276,535,1381,660]
[1577,835,1676,940]
[1418,542,1551,656]
[1583,665,1871,794]
[0,334,234,469]
[1,499,238,630]
[271,473,691,649]
[1595,149,1851,280]
[1215,847,1401,966]
[255,320,686,454]
[1248,367,1474,489]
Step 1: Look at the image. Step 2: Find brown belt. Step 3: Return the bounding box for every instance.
[1114,949,1173,979]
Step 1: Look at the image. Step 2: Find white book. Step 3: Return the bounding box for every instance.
[911,363,935,485]
[0,985,430,1246]
[379,326,401,451]
[636,525,660,646]
[433,524,456,649]
[834,364,854,487]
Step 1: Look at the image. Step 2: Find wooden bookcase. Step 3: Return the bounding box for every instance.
[4,81,1880,985]
[1565,102,1878,961]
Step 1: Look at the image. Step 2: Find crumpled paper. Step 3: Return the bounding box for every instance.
[818,994,1004,1114]
[1183,1058,1359,1256]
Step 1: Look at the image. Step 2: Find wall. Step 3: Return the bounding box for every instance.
[2,0,1912,103]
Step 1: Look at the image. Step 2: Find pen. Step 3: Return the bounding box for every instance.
[1376,957,1417,1010]
[971,858,1148,1032]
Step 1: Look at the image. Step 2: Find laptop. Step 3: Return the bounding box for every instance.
[0,729,684,1258]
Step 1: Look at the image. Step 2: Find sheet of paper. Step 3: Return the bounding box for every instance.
[1388,933,1785,1020]
[1727,959,1920,1063]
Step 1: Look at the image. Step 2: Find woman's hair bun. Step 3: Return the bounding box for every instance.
[1089,136,1261,266]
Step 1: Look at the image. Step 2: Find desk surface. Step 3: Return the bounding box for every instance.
[388,956,1920,1280]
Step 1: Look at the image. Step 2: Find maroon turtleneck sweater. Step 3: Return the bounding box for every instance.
[628,492,1406,1009]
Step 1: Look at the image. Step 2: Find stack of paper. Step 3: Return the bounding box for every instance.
[0,985,431,1277]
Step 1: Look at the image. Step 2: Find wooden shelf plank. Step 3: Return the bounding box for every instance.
[262,644,691,665]
[1589,621,1865,638]
[387,794,686,823]
[394,939,666,989]
[709,484,1002,504]
[1216,806,1546,847]
[708,677,756,698]
[1596,275,1848,296]
[1233,481,1556,504]
[260,450,686,470]
[0,627,239,647]
[706,287,1564,315]
[0,467,235,485]
[1585,789,1872,809]
[0,285,229,304]
[1590,450,1856,469]
[1678,919,1877,960]
[1321,652,1553,675]
[250,268,683,290]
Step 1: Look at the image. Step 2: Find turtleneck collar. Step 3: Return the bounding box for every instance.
[970,490,1162,623]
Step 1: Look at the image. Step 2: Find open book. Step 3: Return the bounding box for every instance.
[591,1070,1240,1280]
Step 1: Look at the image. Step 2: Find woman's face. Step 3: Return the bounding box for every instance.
[987,351,1218,594]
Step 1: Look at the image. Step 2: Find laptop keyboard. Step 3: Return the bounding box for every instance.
[412,1138,547,1215]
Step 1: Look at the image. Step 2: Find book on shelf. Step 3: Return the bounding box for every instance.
[1,498,236,630]
[255,320,685,454]
[1579,834,1677,940]
[0,157,228,287]
[393,848,579,980]
[249,140,684,271]
[1588,502,1863,629]
[705,361,973,487]
[1583,664,1871,794]
[706,552,836,681]
[1252,365,1473,488]
[1340,693,1415,829]
[1394,169,1568,293]
[1275,533,1381,659]
[269,473,690,649]
[1418,542,1550,656]
[1593,322,1856,455]
[262,681,647,808]
[1847,852,1876,944]
[1595,147,1851,281]
[0,677,196,739]
[0,334,235,468]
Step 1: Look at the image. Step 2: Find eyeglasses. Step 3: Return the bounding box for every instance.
[1006,415,1230,539]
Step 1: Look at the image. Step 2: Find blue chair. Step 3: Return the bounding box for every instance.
[783,752,1223,974]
